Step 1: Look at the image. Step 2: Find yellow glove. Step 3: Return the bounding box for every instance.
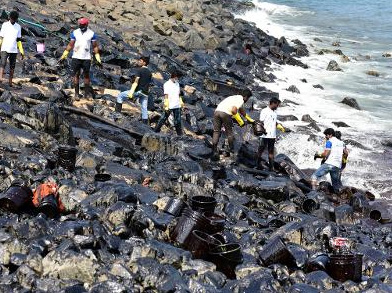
[60,50,69,60]
[128,82,138,99]
[163,98,169,111]
[245,114,254,123]
[233,113,245,127]
[94,53,102,64]
[277,124,285,132]
[17,41,24,56]
[0,38,3,47]
[180,97,184,108]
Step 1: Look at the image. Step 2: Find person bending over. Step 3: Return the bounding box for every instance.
[211,89,254,161]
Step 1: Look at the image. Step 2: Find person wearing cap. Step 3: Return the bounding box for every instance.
[154,70,184,135]
[59,17,101,100]
[115,56,152,124]
[256,97,285,171]
[211,89,254,160]
[0,11,25,87]
[312,128,345,193]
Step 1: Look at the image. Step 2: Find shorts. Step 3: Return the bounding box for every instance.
[71,58,91,76]
[260,138,275,153]
[0,52,17,70]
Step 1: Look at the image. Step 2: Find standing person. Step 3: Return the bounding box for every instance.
[59,17,101,100]
[256,97,285,171]
[116,56,152,124]
[154,70,184,135]
[211,89,254,160]
[0,11,25,87]
[312,128,344,193]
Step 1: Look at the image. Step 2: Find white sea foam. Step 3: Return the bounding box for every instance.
[236,1,392,197]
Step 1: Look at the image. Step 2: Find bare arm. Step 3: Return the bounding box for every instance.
[92,40,99,54]
[65,40,75,51]
[231,106,238,115]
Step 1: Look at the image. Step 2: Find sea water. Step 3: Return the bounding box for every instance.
[236,0,392,198]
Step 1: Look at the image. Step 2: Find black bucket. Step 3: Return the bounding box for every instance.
[171,208,211,245]
[38,194,58,218]
[259,237,294,267]
[189,196,217,213]
[252,120,266,136]
[58,146,78,172]
[184,230,222,259]
[353,254,363,282]
[94,173,112,182]
[306,253,330,272]
[46,157,57,170]
[326,254,357,282]
[369,209,382,222]
[0,181,33,213]
[164,198,185,217]
[209,243,243,279]
[203,211,225,234]
[212,165,227,180]
[302,197,320,214]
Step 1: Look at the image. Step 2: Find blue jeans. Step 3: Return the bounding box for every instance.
[154,108,182,135]
[117,90,149,119]
[312,163,343,192]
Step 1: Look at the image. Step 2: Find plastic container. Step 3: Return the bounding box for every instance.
[252,120,267,136]
[306,253,330,272]
[369,209,382,222]
[171,208,211,245]
[58,146,78,172]
[38,194,58,218]
[212,165,226,180]
[326,254,357,282]
[94,173,112,182]
[209,243,243,279]
[353,254,363,282]
[189,196,217,213]
[184,230,222,259]
[302,197,320,214]
[0,180,33,213]
[36,43,45,53]
[259,237,294,267]
[203,211,225,234]
[164,198,185,217]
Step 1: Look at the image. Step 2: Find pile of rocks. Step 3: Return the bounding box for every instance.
[0,0,391,292]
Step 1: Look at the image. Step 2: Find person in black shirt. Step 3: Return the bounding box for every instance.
[116,56,152,124]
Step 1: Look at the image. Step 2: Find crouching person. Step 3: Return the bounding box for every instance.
[312,128,344,193]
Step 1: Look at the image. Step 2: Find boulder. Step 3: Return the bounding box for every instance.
[326,60,342,71]
[42,250,98,284]
[340,97,361,110]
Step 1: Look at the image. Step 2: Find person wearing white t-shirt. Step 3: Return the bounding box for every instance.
[211,89,254,160]
[312,128,345,193]
[154,70,185,135]
[0,11,25,87]
[256,97,286,171]
[59,17,101,100]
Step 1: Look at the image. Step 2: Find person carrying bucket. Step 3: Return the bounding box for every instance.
[0,11,25,87]
[59,17,102,100]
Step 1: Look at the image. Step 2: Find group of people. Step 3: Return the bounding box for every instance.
[212,93,348,193]
[1,14,348,192]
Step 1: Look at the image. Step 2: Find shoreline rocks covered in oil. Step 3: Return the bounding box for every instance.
[0,0,391,292]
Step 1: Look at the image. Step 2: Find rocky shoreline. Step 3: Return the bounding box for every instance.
[0,0,391,292]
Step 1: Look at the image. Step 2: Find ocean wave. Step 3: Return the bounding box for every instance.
[236,2,392,197]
